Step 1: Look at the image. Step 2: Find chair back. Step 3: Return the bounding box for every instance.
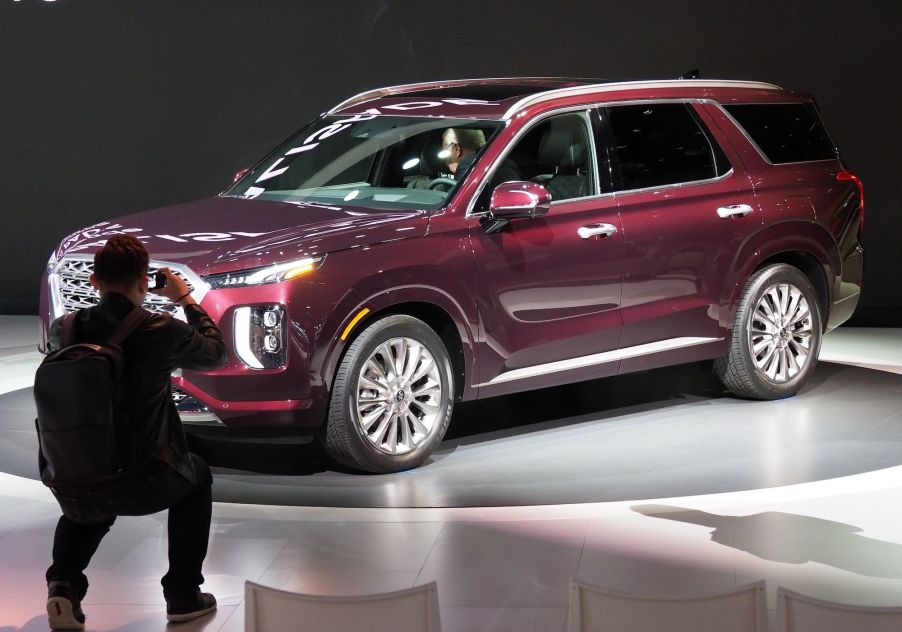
[778,587,902,632]
[568,579,767,632]
[245,580,441,632]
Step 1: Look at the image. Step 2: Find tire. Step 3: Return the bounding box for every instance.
[324,315,454,473]
[715,264,823,400]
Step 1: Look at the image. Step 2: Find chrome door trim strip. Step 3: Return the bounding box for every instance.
[477,336,722,387]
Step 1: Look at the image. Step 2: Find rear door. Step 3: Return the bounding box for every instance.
[598,101,761,373]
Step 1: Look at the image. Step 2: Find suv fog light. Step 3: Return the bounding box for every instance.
[234,305,287,369]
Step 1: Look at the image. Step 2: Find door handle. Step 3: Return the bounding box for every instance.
[577,223,618,239]
[716,204,754,219]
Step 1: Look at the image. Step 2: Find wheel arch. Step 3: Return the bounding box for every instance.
[357,301,468,402]
[728,221,839,331]
[322,289,476,403]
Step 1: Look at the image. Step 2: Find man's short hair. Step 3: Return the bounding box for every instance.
[93,234,150,287]
[450,128,486,153]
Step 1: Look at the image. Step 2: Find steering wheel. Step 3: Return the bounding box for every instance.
[427,177,457,191]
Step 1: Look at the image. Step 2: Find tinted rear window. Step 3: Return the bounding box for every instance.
[725,103,837,164]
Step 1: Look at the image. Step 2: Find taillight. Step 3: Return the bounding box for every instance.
[837,170,864,233]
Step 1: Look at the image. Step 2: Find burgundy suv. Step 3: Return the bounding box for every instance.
[40,77,864,473]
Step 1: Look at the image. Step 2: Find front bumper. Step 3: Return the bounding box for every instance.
[172,374,320,428]
[42,256,343,429]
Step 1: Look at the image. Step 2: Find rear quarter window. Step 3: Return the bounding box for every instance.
[724,103,837,164]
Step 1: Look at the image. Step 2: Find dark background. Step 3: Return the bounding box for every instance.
[1,0,898,324]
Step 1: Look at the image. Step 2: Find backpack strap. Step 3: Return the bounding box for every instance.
[59,312,79,349]
[107,306,150,346]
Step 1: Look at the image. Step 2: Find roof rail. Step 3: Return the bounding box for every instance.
[328,78,486,114]
[327,76,609,114]
[500,79,783,120]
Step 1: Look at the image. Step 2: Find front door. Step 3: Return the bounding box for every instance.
[468,110,624,397]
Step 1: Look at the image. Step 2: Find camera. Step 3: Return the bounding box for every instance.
[148,270,167,290]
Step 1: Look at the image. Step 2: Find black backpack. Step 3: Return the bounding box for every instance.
[34,306,148,490]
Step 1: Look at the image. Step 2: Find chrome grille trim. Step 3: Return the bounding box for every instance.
[49,254,210,321]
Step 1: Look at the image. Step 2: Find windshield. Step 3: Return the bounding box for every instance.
[225,115,504,211]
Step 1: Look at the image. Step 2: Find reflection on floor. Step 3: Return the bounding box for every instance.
[1,316,901,632]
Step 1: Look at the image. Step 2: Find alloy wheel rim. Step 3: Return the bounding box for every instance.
[747,282,814,383]
[355,337,443,455]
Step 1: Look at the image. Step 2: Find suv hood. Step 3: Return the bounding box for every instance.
[53,196,429,275]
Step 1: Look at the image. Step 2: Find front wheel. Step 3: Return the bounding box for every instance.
[324,315,454,473]
[715,264,822,400]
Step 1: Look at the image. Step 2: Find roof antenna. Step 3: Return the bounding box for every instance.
[679,69,700,79]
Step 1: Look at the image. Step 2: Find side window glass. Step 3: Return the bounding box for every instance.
[724,103,837,164]
[478,112,595,210]
[604,103,731,191]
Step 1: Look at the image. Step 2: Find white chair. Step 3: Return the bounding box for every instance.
[568,579,767,632]
[777,586,902,632]
[245,580,441,632]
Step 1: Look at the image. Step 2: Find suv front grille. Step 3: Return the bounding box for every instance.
[53,256,203,319]
[49,255,212,409]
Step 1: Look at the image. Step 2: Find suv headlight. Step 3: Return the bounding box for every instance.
[234,305,287,369]
[204,255,324,289]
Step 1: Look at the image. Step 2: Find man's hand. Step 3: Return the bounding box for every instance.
[149,267,195,305]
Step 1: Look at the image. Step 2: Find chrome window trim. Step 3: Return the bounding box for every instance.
[585,107,602,203]
[610,168,735,199]
[715,102,842,167]
[466,99,738,218]
[599,99,737,196]
[501,80,782,121]
[476,336,723,387]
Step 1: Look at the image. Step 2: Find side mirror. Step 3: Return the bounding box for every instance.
[488,181,551,220]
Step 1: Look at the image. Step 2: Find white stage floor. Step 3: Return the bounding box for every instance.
[1,316,901,631]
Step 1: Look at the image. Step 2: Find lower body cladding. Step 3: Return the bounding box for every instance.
[171,376,326,429]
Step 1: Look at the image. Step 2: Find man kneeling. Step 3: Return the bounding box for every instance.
[41,235,228,629]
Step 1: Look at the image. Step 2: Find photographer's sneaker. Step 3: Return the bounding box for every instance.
[166,591,217,623]
[47,581,85,630]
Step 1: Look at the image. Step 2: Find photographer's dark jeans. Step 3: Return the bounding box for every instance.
[46,453,213,601]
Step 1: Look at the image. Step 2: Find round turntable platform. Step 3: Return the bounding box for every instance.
[2,361,900,508]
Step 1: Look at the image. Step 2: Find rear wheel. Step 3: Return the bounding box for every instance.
[325,315,454,473]
[715,264,822,400]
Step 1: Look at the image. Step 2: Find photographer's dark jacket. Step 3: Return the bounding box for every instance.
[48,292,228,484]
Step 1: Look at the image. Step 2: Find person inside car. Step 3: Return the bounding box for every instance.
[441,127,486,179]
